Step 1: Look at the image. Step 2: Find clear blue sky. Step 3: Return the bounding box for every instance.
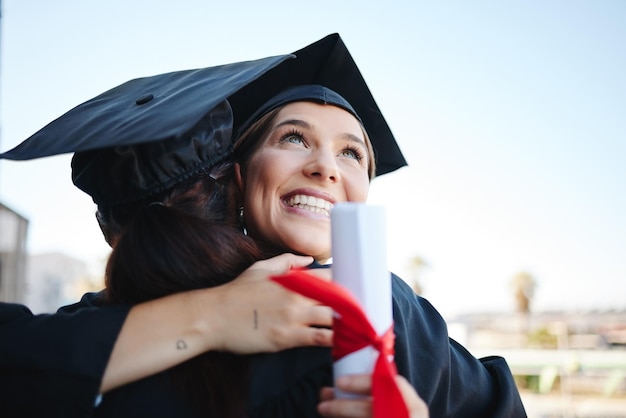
[1,0,624,317]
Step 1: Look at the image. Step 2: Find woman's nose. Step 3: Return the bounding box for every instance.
[305,150,339,182]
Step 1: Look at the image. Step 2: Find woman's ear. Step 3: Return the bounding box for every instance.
[234,162,244,193]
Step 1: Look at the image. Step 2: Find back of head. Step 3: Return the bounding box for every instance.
[104,201,261,305]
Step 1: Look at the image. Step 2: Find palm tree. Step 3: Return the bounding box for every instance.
[511,271,536,313]
[405,255,428,295]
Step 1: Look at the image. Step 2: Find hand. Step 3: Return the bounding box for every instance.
[206,253,333,354]
[318,374,429,418]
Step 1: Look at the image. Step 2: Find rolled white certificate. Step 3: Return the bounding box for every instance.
[331,203,392,397]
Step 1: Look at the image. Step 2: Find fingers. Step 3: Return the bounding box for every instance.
[396,376,429,418]
[254,253,314,273]
[318,398,372,418]
[288,326,332,347]
[334,374,372,396]
[318,377,373,418]
[219,281,332,352]
[318,375,429,418]
[264,298,332,348]
[211,253,332,354]
[318,401,372,418]
[306,305,333,327]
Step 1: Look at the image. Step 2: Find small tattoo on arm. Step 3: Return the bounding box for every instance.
[176,339,188,350]
[254,309,258,330]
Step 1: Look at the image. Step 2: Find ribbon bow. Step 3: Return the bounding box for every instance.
[271,269,409,418]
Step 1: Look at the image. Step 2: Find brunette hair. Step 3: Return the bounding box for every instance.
[101,161,261,417]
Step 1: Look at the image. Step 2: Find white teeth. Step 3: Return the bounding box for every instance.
[286,194,333,215]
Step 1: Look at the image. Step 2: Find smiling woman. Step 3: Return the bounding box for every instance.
[234,87,371,262]
[229,84,527,417]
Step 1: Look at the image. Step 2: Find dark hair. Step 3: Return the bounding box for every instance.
[102,161,261,417]
[97,162,240,246]
[104,204,261,303]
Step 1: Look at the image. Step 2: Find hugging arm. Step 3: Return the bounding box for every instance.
[0,301,128,416]
[101,254,332,392]
[0,254,332,416]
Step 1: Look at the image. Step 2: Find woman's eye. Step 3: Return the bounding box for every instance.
[340,147,364,161]
[279,130,305,145]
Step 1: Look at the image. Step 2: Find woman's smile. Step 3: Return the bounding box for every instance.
[282,189,336,217]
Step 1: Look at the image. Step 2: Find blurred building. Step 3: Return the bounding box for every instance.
[0,205,102,311]
[23,252,96,314]
[449,310,626,416]
[0,202,29,303]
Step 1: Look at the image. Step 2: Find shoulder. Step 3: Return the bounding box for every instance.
[390,272,451,352]
[57,291,107,313]
[390,273,445,322]
[0,302,33,325]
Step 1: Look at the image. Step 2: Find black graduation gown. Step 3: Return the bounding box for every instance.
[0,275,526,417]
[246,274,527,417]
[0,297,129,417]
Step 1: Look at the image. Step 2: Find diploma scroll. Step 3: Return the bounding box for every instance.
[331,203,392,398]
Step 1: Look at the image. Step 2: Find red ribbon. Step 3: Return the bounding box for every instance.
[271,269,410,418]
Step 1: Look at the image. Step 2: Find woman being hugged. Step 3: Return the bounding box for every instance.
[230,83,525,417]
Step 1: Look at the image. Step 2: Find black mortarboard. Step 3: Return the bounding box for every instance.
[228,34,407,175]
[0,33,407,206]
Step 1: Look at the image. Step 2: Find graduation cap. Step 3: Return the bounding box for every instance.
[0,33,407,206]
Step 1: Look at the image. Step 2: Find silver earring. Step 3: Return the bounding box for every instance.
[238,206,248,236]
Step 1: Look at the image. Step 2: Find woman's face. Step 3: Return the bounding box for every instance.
[235,101,371,261]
